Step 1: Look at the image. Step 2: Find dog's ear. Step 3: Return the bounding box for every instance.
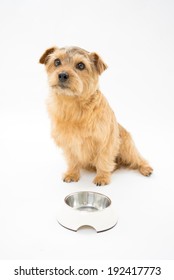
[39,47,57,64]
[89,52,108,75]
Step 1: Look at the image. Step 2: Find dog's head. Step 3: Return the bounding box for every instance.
[39,46,107,96]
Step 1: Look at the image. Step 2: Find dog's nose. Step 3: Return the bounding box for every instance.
[58,72,69,82]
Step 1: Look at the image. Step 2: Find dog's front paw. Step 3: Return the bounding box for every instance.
[93,175,110,186]
[63,173,80,183]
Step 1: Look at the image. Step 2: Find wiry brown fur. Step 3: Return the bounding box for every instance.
[39,45,153,186]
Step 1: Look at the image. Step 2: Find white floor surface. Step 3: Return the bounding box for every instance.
[0,0,174,260]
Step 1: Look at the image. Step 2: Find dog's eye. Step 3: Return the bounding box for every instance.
[54,59,61,67]
[76,62,85,70]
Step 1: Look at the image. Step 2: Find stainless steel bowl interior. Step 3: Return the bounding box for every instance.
[65,192,111,212]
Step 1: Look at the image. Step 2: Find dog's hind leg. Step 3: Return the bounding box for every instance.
[117,124,153,176]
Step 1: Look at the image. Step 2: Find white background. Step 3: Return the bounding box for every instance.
[0,0,174,260]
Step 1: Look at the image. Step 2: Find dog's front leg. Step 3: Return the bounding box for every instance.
[93,155,115,186]
[63,154,81,183]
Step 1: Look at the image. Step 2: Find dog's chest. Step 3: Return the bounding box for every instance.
[55,121,97,162]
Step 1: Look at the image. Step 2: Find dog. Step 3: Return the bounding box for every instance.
[39,45,153,186]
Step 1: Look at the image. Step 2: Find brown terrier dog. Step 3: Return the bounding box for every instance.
[39,46,153,186]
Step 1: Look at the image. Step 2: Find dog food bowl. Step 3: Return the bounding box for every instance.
[57,191,118,232]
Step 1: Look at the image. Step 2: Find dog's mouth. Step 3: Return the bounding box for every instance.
[51,82,77,96]
[59,83,69,89]
[52,83,69,90]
